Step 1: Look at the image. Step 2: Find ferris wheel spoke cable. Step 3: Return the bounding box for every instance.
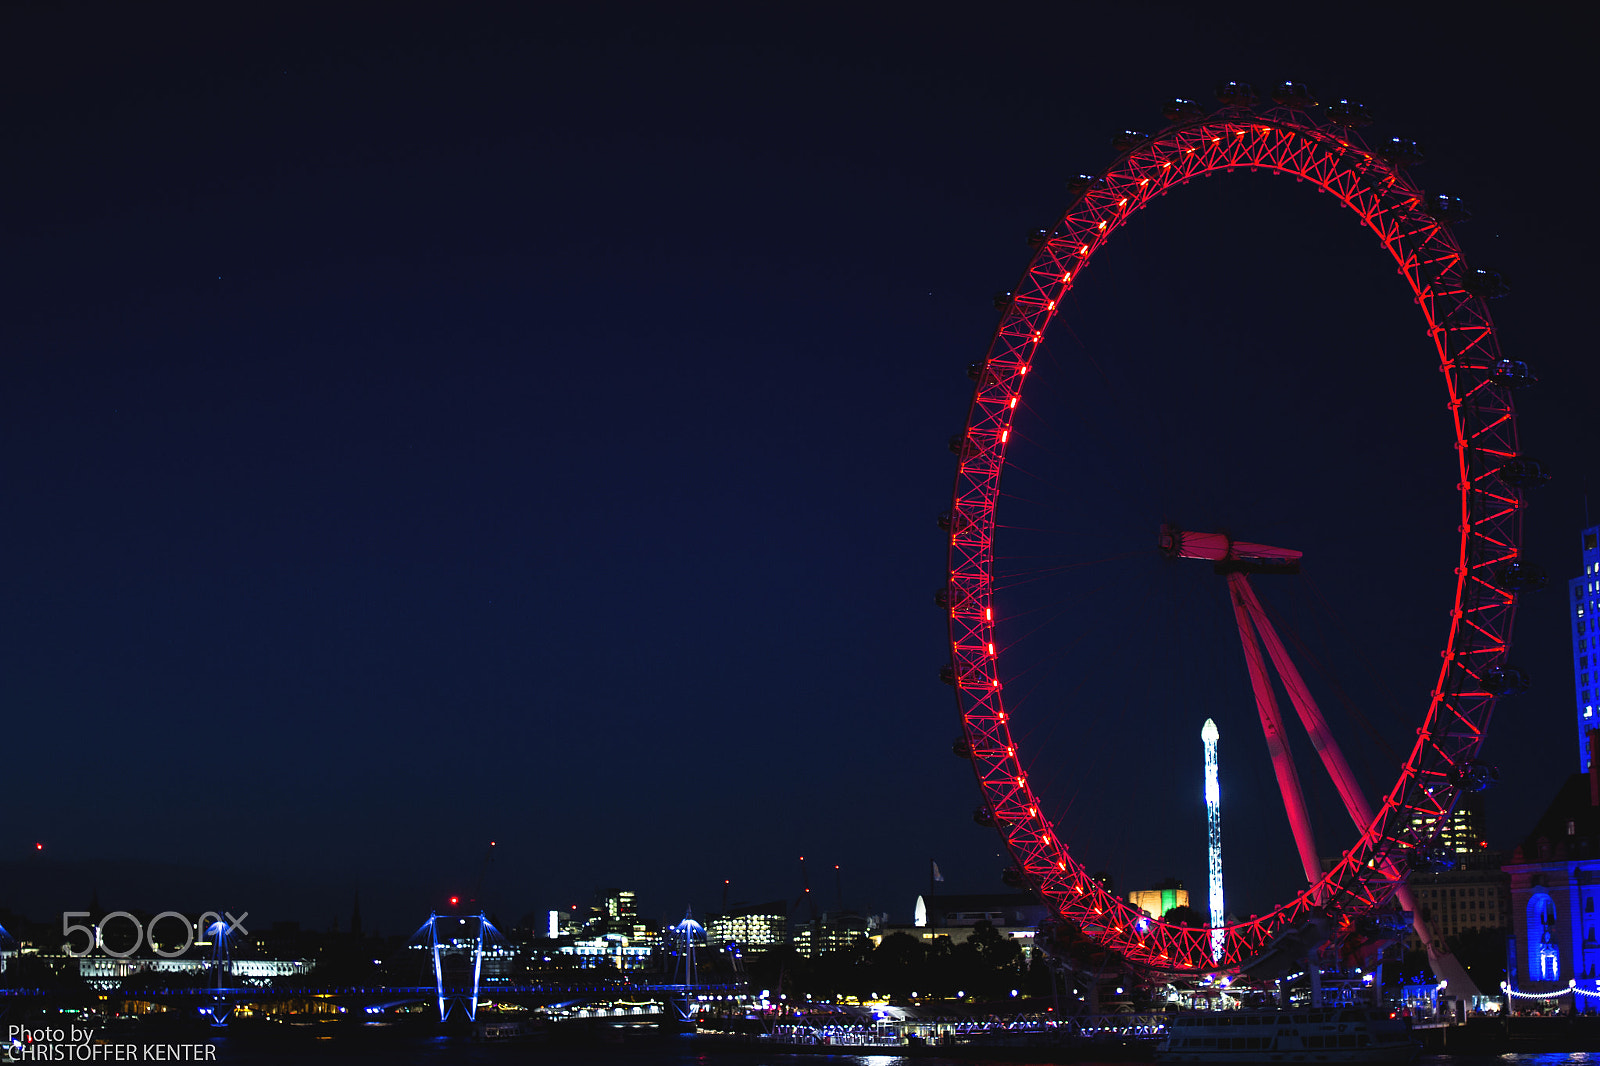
[1255,587,1401,773]
[1002,452,1159,520]
[1049,295,1175,503]
[1019,338,1167,505]
[1015,575,1189,857]
[992,558,1147,589]
[1302,572,1418,737]
[995,576,1163,701]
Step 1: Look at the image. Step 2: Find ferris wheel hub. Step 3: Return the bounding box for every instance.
[1159,524,1303,574]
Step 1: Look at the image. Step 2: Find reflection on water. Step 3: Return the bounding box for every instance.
[192,1039,1600,1066]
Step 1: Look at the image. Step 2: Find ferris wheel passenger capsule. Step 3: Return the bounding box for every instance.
[1112,130,1151,152]
[1214,81,1258,109]
[1325,99,1373,127]
[993,291,1014,312]
[1269,82,1316,109]
[1448,759,1501,792]
[952,737,974,759]
[1409,843,1457,871]
[1490,358,1537,388]
[1379,137,1425,167]
[1494,561,1548,594]
[1423,194,1472,223]
[1481,665,1532,697]
[1162,98,1204,121]
[1500,456,1552,488]
[1463,269,1511,300]
[1066,174,1107,195]
[973,806,997,827]
[1001,866,1025,888]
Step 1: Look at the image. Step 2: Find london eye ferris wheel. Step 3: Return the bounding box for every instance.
[940,81,1540,978]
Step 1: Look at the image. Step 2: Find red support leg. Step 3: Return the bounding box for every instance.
[1228,572,1322,891]
[1235,574,1482,998]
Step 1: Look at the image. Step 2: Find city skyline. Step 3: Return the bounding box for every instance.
[2,3,1594,941]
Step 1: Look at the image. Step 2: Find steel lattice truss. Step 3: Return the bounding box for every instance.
[944,103,1525,973]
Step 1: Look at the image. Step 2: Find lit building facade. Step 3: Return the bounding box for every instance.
[1572,525,1600,771]
[705,901,787,951]
[913,892,1047,930]
[791,912,878,958]
[903,892,1045,949]
[1502,772,1600,992]
[1404,790,1491,861]
[1403,864,1510,951]
[1128,879,1191,921]
[1389,784,1509,951]
[555,934,653,971]
[596,889,642,937]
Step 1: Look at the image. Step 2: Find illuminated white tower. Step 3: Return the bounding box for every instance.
[1202,717,1224,965]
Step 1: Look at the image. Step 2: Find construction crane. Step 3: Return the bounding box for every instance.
[469,840,497,906]
[795,855,819,922]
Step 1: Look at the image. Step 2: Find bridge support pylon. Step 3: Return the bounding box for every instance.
[415,911,502,1022]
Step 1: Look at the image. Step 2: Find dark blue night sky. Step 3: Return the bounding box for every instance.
[2,3,1592,937]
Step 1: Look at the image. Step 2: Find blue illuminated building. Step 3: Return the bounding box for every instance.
[1502,774,1600,999]
[1571,525,1600,771]
[1499,525,1600,1006]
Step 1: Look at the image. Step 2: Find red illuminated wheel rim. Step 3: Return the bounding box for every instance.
[943,100,1525,972]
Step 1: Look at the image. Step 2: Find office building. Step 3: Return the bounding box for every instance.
[705,901,787,951]
[1570,525,1600,771]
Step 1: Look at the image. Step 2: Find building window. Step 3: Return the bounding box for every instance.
[1529,892,1560,982]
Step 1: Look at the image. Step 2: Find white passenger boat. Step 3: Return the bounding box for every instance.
[1157,1007,1418,1062]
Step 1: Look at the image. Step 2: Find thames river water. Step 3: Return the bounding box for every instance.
[182,1042,1600,1065]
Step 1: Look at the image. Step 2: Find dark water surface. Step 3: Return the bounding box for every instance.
[183,1042,1600,1065]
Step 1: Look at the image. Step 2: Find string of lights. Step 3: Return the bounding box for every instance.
[1500,980,1600,1000]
